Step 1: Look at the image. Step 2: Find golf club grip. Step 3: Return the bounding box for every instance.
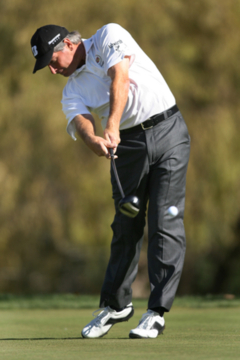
[109,148,125,198]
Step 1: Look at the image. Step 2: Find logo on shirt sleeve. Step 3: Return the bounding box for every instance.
[108,40,126,52]
[95,55,104,67]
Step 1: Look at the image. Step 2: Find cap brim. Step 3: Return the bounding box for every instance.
[33,48,54,74]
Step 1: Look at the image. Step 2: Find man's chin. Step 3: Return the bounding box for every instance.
[56,72,69,77]
[61,70,73,77]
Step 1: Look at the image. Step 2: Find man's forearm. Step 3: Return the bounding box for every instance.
[105,57,130,145]
[108,72,130,130]
[73,114,113,157]
[73,114,96,146]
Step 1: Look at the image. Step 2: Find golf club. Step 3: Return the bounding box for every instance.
[109,148,140,218]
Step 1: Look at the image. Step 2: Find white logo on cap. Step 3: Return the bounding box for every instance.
[48,34,61,45]
[32,45,38,57]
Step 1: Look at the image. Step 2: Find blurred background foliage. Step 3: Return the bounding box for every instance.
[0,0,240,297]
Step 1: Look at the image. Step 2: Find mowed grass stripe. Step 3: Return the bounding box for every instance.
[0,294,240,309]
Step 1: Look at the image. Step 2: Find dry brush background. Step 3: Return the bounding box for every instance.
[0,0,240,297]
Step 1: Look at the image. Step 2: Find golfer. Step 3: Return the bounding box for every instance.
[31,23,190,339]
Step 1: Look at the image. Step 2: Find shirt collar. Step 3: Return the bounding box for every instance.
[83,37,93,54]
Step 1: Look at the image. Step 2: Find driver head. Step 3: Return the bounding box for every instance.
[118,196,140,218]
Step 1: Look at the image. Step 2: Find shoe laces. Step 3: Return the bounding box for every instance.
[91,307,111,327]
[83,307,112,335]
[138,310,156,330]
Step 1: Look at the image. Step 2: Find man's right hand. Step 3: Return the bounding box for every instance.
[86,134,117,159]
[73,114,116,159]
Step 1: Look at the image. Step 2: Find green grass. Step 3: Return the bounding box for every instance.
[1,293,240,309]
[0,295,240,359]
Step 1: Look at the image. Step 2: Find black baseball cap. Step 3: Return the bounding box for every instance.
[31,25,69,74]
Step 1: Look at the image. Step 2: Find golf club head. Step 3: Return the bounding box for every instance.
[118,196,140,218]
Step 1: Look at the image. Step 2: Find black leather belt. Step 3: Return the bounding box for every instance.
[120,105,179,135]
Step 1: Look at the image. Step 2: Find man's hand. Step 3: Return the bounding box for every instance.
[73,114,116,159]
[85,134,117,159]
[104,127,120,154]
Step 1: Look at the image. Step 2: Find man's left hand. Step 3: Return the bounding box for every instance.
[104,127,120,159]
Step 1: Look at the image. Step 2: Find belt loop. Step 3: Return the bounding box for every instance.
[163,111,168,120]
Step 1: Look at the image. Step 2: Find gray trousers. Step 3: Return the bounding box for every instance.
[100,110,190,312]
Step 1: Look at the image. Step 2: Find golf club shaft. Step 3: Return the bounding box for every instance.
[109,148,125,198]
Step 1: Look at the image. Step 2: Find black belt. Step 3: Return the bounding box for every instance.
[120,105,179,135]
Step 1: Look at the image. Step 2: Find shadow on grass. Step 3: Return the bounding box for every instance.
[0,337,82,341]
[0,337,130,341]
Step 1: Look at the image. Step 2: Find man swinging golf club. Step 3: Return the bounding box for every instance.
[30,23,190,339]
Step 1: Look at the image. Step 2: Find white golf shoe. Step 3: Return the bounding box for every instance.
[81,303,134,338]
[129,310,165,339]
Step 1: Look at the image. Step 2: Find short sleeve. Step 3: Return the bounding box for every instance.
[95,24,134,74]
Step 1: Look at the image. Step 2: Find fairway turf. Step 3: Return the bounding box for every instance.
[0,297,240,359]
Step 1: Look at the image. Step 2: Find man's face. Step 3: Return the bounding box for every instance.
[48,44,77,77]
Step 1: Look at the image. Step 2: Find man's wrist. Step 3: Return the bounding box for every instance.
[80,131,95,147]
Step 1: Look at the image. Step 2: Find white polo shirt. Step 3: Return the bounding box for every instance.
[62,23,175,140]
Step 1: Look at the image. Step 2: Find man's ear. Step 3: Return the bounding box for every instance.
[63,38,74,50]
